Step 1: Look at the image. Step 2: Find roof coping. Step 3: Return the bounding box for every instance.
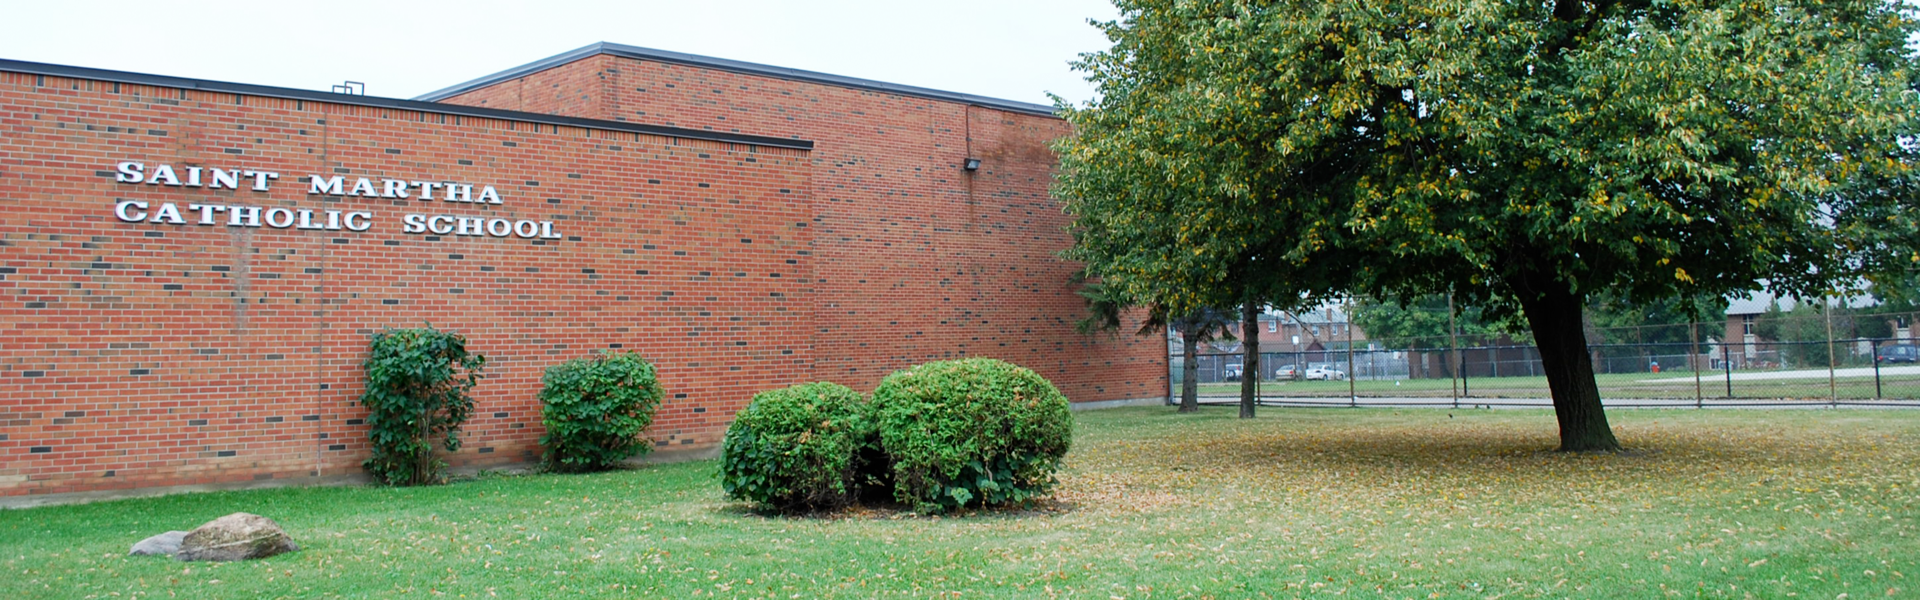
[0,58,814,151]
[413,42,1060,118]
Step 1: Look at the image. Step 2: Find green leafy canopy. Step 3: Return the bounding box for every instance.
[1060,0,1918,312]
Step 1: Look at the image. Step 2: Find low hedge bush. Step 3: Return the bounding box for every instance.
[538,351,663,473]
[720,382,871,511]
[870,358,1073,512]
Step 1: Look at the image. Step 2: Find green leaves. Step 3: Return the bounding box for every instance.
[719,382,871,512]
[1066,0,1918,308]
[360,326,486,486]
[538,351,664,473]
[870,359,1074,513]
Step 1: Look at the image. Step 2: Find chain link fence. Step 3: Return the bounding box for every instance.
[1170,310,1920,406]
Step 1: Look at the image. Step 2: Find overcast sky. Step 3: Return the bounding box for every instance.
[0,0,1119,107]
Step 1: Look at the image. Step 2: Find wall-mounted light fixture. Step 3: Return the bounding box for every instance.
[963,158,982,171]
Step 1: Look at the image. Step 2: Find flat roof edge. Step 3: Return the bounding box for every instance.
[0,58,815,151]
[414,42,1062,118]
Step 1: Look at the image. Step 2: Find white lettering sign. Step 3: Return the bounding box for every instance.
[106,161,562,240]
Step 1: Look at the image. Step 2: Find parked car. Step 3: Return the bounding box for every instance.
[1304,366,1346,381]
[1224,364,1244,381]
[1879,344,1918,364]
[1273,364,1301,380]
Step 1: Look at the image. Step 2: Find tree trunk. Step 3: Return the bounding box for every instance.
[1240,299,1260,419]
[1179,332,1201,413]
[1514,274,1621,452]
[417,409,433,485]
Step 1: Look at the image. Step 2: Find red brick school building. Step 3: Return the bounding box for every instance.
[0,43,1166,499]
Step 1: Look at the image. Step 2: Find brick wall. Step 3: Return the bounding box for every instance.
[0,72,813,496]
[443,55,614,120]
[0,51,1168,498]
[442,53,1167,399]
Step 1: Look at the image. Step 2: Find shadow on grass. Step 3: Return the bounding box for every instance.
[714,493,1078,521]
[1093,407,1873,484]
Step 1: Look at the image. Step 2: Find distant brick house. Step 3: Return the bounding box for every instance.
[1714,293,1909,369]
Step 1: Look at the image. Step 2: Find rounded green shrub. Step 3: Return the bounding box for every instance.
[720,382,871,511]
[361,325,486,486]
[538,351,663,473]
[871,358,1073,512]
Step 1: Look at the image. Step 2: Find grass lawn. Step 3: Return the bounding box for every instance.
[4,408,1916,599]
[1195,371,1920,400]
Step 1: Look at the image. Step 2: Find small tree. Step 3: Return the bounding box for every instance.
[361,326,486,486]
[1164,307,1235,413]
[539,351,664,473]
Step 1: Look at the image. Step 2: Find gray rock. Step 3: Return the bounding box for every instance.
[175,513,299,562]
[128,530,188,556]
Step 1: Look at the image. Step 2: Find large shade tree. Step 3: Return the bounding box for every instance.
[1056,0,1919,450]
